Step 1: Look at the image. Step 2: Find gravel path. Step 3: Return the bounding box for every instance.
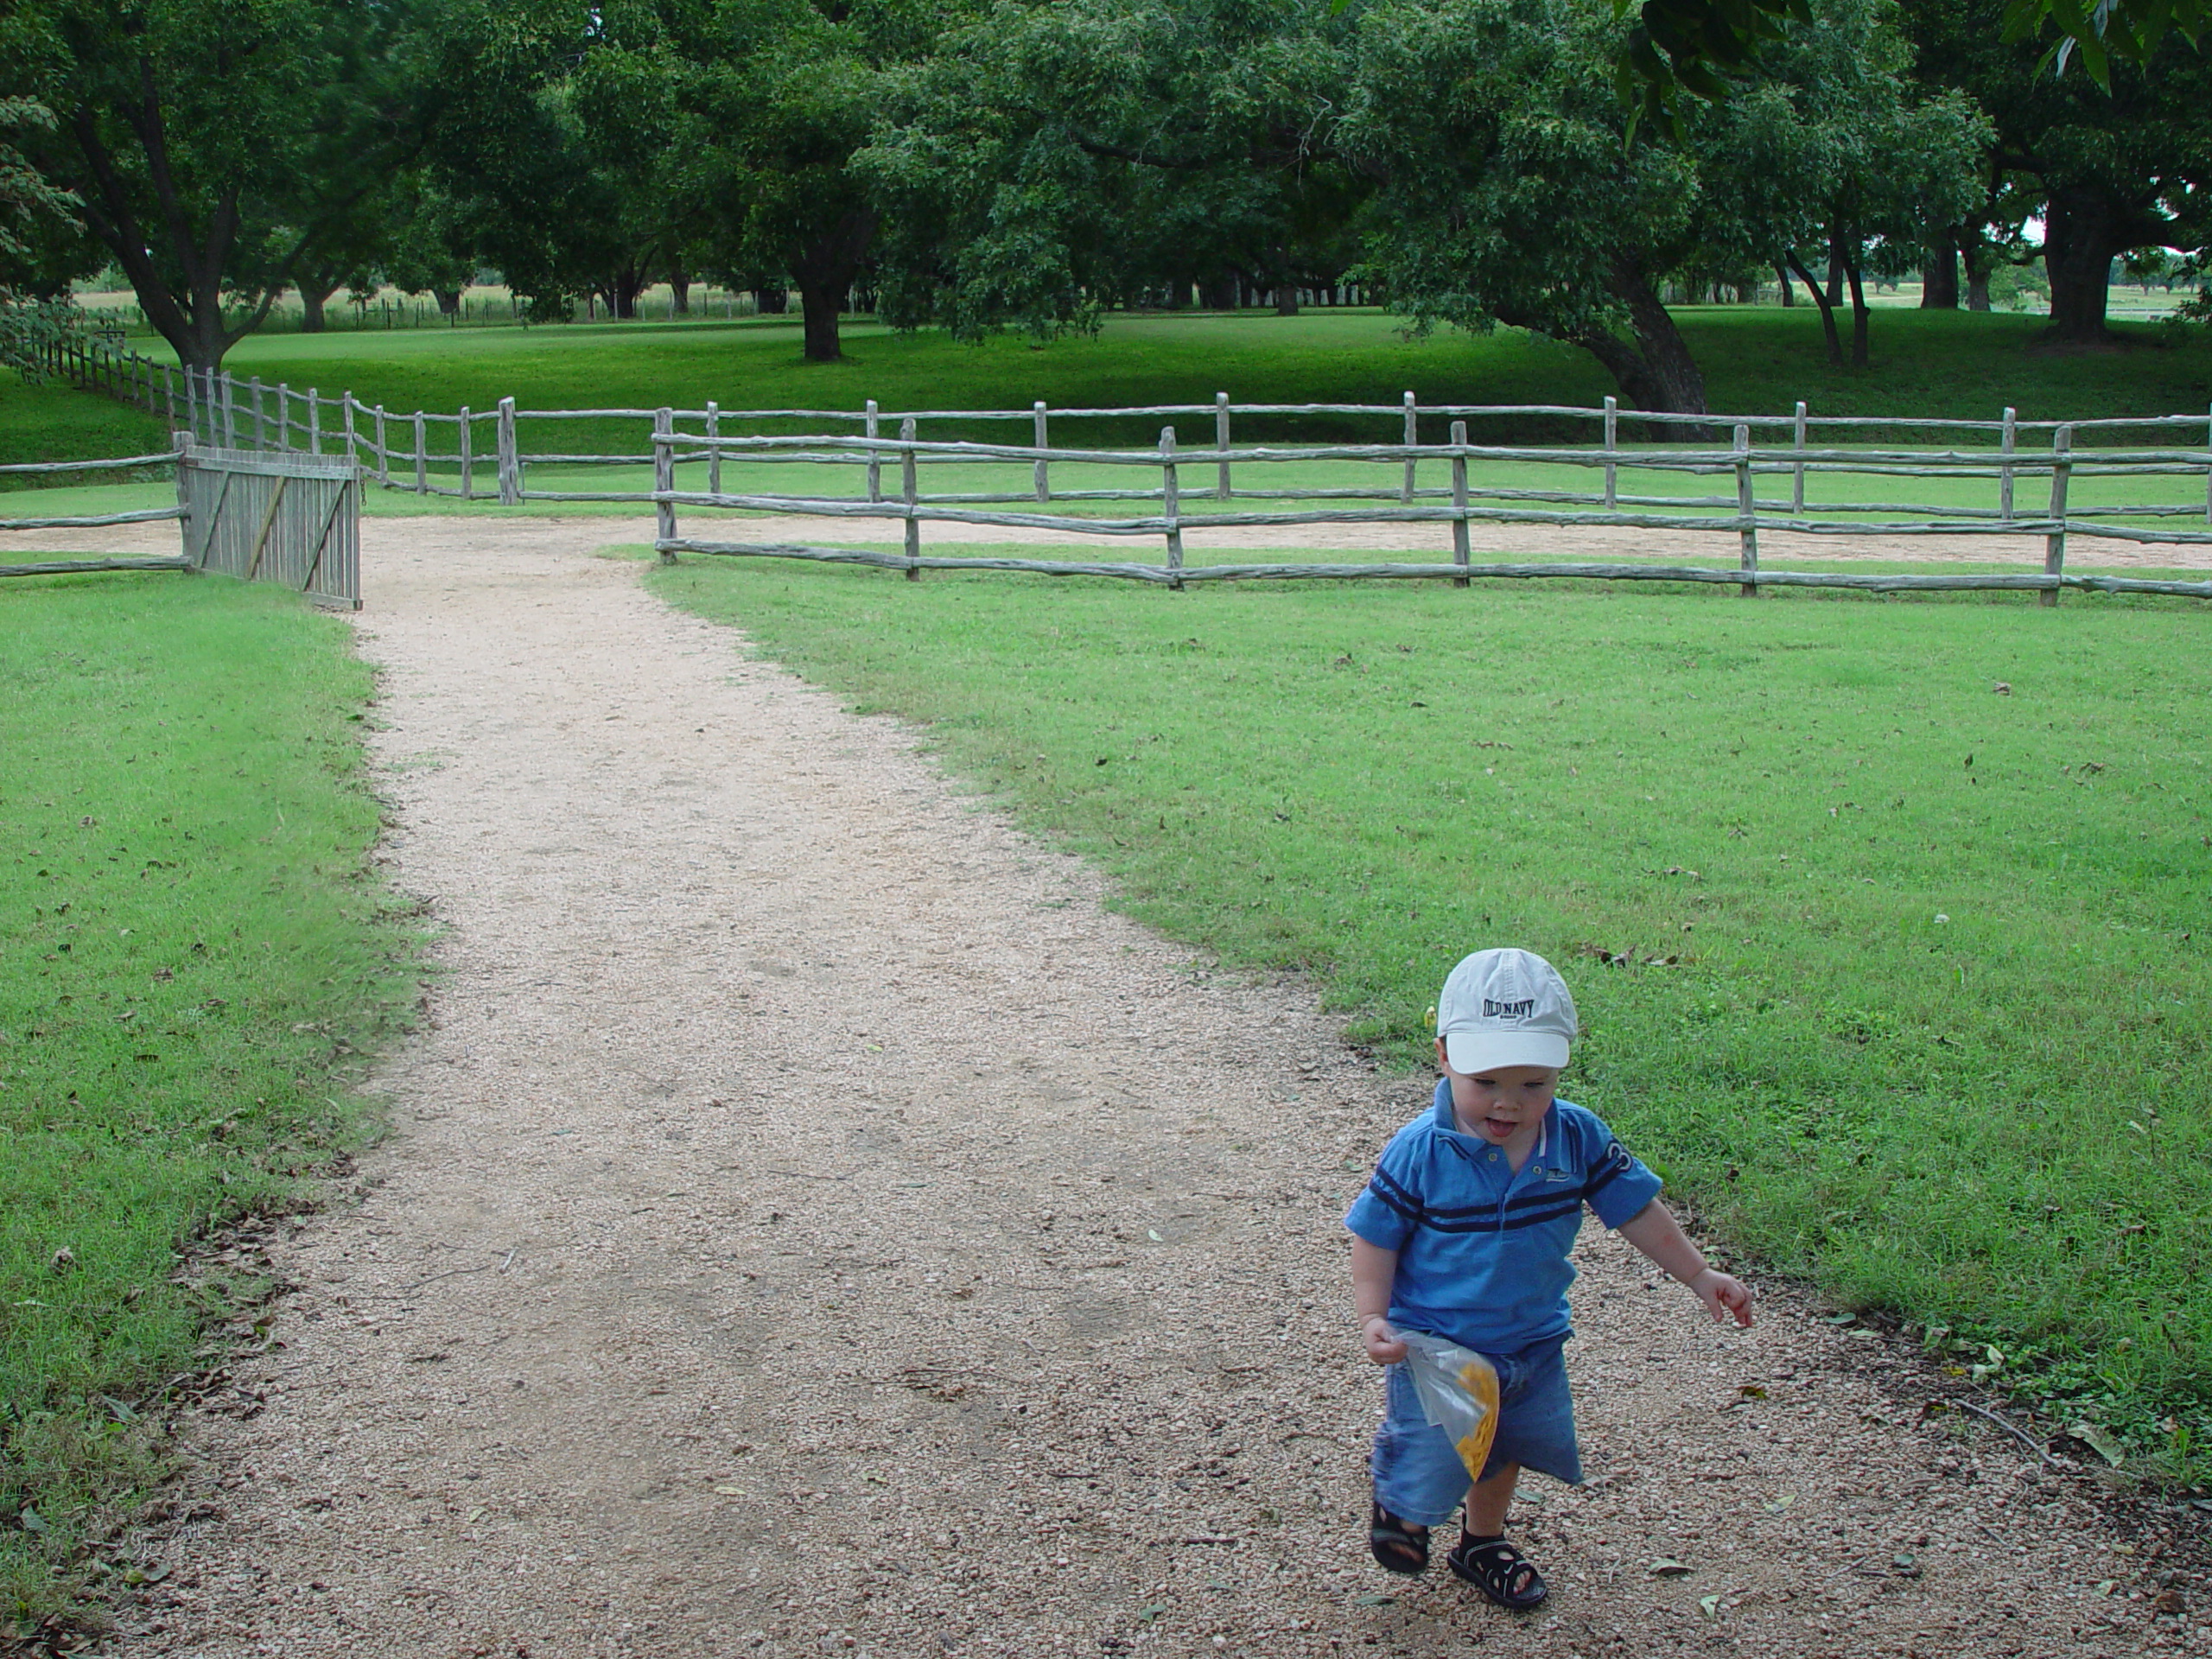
[92,518,2198,1658]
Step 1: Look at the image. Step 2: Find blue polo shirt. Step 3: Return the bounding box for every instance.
[1344,1081,1664,1353]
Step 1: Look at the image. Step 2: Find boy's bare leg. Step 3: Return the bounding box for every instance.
[1464,1461,1522,1537]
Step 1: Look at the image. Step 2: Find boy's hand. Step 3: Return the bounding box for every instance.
[1361,1314,1408,1364]
[1688,1268,1755,1328]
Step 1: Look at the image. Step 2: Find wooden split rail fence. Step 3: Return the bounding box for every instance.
[1,436,360,607]
[22,338,2212,602]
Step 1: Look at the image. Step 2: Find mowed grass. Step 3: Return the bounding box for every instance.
[0,372,169,480]
[0,570,418,1623]
[111,306,2212,451]
[649,556,2212,1465]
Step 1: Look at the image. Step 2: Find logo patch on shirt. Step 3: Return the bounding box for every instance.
[1483,997,1536,1020]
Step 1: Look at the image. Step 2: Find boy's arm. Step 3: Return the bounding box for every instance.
[1351,1236,1409,1363]
[1616,1198,1755,1327]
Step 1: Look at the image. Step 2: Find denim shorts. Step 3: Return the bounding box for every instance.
[1370,1333,1582,1527]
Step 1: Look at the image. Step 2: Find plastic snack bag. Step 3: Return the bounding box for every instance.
[1396,1329,1502,1481]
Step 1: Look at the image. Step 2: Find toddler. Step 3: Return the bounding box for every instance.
[1345,947,1752,1609]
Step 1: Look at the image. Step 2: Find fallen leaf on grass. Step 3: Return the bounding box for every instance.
[2069,1422,2126,1466]
[18,1506,46,1535]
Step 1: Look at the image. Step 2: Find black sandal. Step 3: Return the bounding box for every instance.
[1368,1501,1430,1575]
[1446,1533,1548,1609]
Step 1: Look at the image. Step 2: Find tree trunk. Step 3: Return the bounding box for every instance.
[434,288,462,316]
[1274,286,1300,316]
[798,283,843,359]
[1787,252,1846,368]
[1963,236,1993,311]
[669,267,690,315]
[753,283,788,315]
[1201,275,1236,309]
[1845,254,1870,368]
[1774,262,1795,306]
[1922,230,1960,308]
[1560,257,1712,438]
[2042,187,2143,345]
[299,280,339,334]
[1824,246,1844,308]
[786,209,880,362]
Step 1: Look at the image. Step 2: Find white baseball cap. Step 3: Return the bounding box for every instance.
[1436,948,1576,1075]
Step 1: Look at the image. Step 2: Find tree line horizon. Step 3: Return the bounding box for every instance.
[1,0,2206,417]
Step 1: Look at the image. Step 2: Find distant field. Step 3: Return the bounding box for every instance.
[54,306,2212,446]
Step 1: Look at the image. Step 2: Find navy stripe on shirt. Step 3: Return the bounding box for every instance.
[1415,1199,1585,1235]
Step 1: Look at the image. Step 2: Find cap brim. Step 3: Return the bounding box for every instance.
[1442,1030,1569,1076]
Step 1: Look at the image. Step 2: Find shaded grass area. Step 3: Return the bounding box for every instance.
[0,372,169,483]
[648,556,2211,1471]
[87,307,2212,453]
[0,571,419,1624]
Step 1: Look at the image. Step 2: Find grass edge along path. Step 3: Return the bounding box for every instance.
[0,570,423,1632]
[647,556,2211,1485]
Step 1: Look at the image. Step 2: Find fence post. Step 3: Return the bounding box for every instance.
[1401,391,1418,505]
[1215,391,1232,501]
[653,406,675,559]
[1450,419,1470,587]
[498,397,519,505]
[900,415,920,580]
[308,388,322,456]
[705,401,721,500]
[375,405,391,485]
[1033,401,1050,503]
[459,405,473,499]
[281,383,298,451]
[2000,406,2017,523]
[162,363,175,426]
[2043,425,2071,608]
[865,400,881,504]
[1792,400,1808,515]
[342,392,357,472]
[251,377,266,449]
[221,372,238,449]
[1603,396,1618,510]
[1735,423,1758,598]
[412,410,427,493]
[1161,426,1185,590]
[2202,403,2209,526]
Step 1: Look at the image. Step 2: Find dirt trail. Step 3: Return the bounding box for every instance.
[80,517,2193,1658]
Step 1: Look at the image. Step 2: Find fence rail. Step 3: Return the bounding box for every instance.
[13,333,2212,602]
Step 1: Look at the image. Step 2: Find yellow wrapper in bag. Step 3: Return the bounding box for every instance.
[1396,1330,1502,1481]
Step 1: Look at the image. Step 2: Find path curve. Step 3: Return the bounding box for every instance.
[100,518,2189,1658]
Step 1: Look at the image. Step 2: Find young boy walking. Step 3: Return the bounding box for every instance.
[1346,947,1753,1610]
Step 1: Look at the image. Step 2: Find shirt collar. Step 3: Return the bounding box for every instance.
[1429,1077,1555,1161]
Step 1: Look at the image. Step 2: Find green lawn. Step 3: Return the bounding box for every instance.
[0,570,418,1624]
[85,305,2212,448]
[0,372,170,480]
[650,555,2211,1473]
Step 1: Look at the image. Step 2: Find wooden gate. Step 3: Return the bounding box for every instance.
[176,437,360,609]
